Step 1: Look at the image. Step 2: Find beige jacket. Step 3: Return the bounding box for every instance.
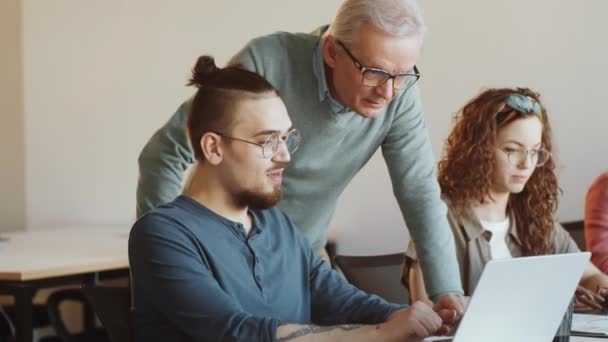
[403,200,579,295]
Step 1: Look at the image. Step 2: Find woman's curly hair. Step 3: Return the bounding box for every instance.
[438,87,558,256]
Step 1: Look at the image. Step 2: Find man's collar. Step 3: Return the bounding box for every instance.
[457,205,485,240]
[312,35,329,103]
[178,195,265,239]
[312,28,351,114]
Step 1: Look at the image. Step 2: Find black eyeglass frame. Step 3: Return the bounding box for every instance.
[336,40,421,91]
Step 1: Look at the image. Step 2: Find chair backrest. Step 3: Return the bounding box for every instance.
[81,285,132,342]
[334,253,409,305]
[0,306,13,339]
[561,220,586,251]
[46,288,108,342]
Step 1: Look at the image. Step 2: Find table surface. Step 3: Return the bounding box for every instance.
[0,226,129,281]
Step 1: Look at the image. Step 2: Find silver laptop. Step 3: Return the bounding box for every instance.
[425,252,590,342]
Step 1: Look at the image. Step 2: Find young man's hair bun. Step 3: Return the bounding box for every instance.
[187,55,220,87]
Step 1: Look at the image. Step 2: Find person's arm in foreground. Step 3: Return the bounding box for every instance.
[381,86,464,320]
[549,222,608,312]
[407,258,468,324]
[575,262,608,312]
[408,259,434,307]
[286,223,454,341]
[276,305,441,342]
[580,262,608,292]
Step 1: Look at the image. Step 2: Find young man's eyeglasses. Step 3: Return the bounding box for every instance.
[212,129,302,159]
[499,147,551,167]
[336,40,421,91]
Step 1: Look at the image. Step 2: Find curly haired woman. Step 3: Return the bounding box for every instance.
[403,87,608,312]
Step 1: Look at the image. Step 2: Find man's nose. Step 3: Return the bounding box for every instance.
[374,78,395,100]
[272,142,291,163]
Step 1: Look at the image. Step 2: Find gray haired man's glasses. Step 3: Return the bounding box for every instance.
[336,40,421,91]
[211,129,302,159]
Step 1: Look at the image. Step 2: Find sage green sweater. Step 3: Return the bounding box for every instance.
[136,28,462,300]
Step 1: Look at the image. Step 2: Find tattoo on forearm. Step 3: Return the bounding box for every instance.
[277,324,363,341]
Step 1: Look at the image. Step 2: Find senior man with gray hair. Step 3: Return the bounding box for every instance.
[137,0,465,328]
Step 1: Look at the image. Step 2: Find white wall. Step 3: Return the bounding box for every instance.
[21,0,339,228]
[19,1,608,254]
[0,0,26,232]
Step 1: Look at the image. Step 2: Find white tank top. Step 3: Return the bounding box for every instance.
[480,217,512,259]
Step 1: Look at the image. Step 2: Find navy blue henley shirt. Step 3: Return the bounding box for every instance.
[129,195,404,341]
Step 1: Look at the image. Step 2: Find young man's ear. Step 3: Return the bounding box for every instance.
[322,35,339,68]
[200,132,223,165]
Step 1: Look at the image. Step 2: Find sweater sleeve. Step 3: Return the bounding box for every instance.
[136,100,195,218]
[585,173,608,273]
[380,85,463,301]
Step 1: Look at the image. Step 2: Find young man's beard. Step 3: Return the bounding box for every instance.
[235,185,282,210]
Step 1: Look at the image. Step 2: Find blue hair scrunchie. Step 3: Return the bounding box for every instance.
[505,93,542,117]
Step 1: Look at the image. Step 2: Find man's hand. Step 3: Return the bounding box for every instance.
[433,294,467,335]
[383,302,442,341]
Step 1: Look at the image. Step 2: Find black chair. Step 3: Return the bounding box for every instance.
[46,289,108,342]
[0,305,13,340]
[1,302,62,342]
[334,253,409,305]
[561,220,586,251]
[47,285,131,342]
[80,285,132,342]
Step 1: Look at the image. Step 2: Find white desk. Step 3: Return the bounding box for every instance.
[0,226,129,342]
